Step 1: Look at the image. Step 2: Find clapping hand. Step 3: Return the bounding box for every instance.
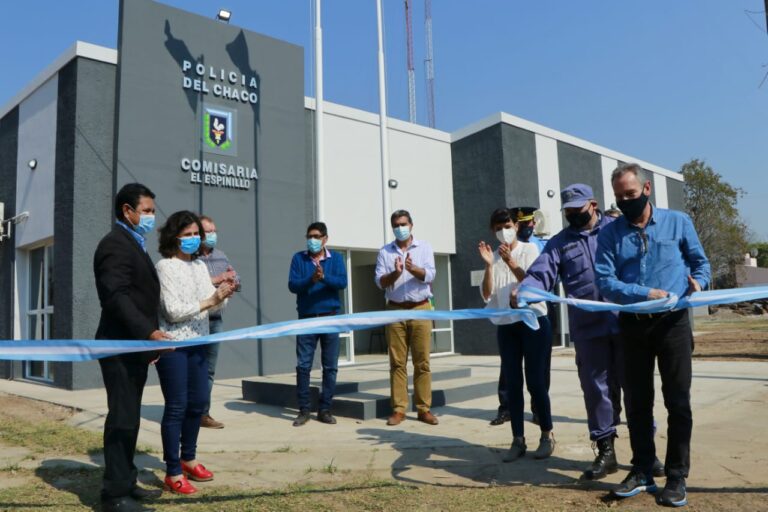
[478,241,494,266]
[404,253,416,273]
[216,281,236,301]
[498,243,511,263]
[394,256,404,275]
[311,264,324,283]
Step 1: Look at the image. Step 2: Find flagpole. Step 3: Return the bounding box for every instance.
[376,0,392,242]
[314,0,325,221]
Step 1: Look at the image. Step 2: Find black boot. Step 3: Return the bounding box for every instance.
[581,435,618,481]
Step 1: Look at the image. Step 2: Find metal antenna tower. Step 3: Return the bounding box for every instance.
[424,0,436,127]
[405,0,416,123]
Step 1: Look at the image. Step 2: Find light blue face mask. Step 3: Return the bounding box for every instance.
[179,235,201,255]
[307,238,323,254]
[133,214,155,236]
[393,225,411,242]
[204,232,217,249]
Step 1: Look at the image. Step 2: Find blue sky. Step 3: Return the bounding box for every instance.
[2,0,767,239]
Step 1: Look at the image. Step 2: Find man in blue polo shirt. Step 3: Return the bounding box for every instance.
[288,222,348,427]
[596,163,710,507]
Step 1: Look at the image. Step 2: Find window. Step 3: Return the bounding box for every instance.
[25,245,55,382]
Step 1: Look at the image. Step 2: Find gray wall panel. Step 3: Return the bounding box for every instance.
[666,177,685,212]
[114,0,306,378]
[501,124,539,208]
[450,125,506,355]
[557,141,603,207]
[71,58,120,389]
[0,107,19,378]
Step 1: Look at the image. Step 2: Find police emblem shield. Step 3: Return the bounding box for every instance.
[203,106,238,156]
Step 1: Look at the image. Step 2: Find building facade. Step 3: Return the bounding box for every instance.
[0,0,683,389]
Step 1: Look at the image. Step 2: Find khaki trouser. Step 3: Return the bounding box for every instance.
[385,302,433,414]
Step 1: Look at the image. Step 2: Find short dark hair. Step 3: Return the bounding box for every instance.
[390,209,413,226]
[489,208,514,229]
[306,222,328,237]
[114,183,155,220]
[158,210,204,259]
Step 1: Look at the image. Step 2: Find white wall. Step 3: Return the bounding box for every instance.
[534,134,563,235]
[15,75,58,249]
[320,102,456,254]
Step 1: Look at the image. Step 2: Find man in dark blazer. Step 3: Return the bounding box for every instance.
[94,183,170,512]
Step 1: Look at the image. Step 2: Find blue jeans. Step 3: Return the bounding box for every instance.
[296,331,340,412]
[155,345,208,476]
[497,316,553,438]
[203,318,223,415]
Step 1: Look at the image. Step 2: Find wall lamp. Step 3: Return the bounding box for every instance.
[388,179,398,189]
[216,9,232,23]
[28,159,37,170]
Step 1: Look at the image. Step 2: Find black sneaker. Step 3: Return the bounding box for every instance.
[292,410,311,427]
[317,410,337,424]
[489,410,511,426]
[657,477,688,507]
[611,470,657,498]
[652,457,666,478]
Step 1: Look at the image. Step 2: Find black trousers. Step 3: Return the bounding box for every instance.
[99,353,150,500]
[619,309,693,480]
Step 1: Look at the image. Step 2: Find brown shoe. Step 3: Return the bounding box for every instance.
[386,411,406,426]
[200,414,224,429]
[417,411,439,425]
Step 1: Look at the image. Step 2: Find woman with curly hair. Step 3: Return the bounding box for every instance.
[155,210,235,495]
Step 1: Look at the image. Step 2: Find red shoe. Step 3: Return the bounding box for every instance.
[164,475,197,495]
[181,461,214,482]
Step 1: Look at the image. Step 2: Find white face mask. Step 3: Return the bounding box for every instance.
[496,227,517,245]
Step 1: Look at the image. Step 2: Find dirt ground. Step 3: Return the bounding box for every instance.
[693,312,768,361]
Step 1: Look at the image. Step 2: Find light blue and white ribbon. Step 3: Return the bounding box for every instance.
[2,285,768,363]
[0,307,538,362]
[517,284,768,313]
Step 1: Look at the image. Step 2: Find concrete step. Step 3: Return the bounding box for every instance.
[242,371,497,421]
[241,366,470,409]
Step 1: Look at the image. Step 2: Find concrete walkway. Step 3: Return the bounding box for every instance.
[1,354,767,492]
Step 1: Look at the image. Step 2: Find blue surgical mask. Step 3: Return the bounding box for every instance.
[133,214,155,236]
[307,238,323,254]
[393,226,411,242]
[179,235,201,255]
[204,232,217,249]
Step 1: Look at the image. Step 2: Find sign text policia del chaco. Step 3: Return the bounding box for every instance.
[179,60,259,191]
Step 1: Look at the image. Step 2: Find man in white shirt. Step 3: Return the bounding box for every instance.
[375,210,438,426]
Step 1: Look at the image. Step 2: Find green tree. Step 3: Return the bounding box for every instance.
[681,159,749,288]
[748,242,768,268]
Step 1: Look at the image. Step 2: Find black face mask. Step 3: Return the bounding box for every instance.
[617,193,649,222]
[517,225,534,241]
[566,208,592,230]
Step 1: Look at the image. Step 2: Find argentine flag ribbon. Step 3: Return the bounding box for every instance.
[2,285,768,362]
[517,284,768,313]
[0,307,539,362]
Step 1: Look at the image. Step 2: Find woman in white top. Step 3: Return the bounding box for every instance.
[155,211,234,495]
[479,207,554,462]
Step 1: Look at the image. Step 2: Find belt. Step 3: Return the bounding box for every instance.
[620,310,676,321]
[299,311,338,319]
[387,299,429,309]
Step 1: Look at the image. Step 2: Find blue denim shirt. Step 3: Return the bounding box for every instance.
[115,220,146,252]
[595,206,711,304]
[522,213,619,342]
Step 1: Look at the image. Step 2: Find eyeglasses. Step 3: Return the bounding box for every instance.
[639,230,648,254]
[306,234,325,240]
